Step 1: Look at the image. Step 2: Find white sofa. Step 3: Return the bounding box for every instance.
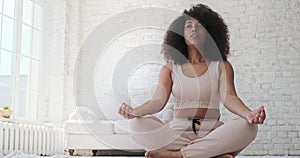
[64,101,174,156]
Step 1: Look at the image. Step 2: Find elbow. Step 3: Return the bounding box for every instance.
[221,94,239,107]
[150,99,166,113]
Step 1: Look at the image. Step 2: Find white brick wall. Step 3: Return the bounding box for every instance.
[40,0,66,124]
[43,0,300,155]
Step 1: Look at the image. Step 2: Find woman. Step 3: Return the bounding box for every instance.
[118,4,266,158]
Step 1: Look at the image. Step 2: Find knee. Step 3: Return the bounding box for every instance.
[129,118,145,132]
[236,118,258,140]
[129,116,163,133]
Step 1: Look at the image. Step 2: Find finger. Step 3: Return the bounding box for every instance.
[258,106,263,114]
[258,112,265,123]
[122,103,128,111]
[260,106,265,114]
[257,113,264,124]
[261,108,266,118]
[255,115,260,124]
[127,114,134,119]
[125,110,130,119]
[250,118,254,124]
[249,116,255,124]
[124,111,130,119]
[122,103,127,111]
[258,117,263,124]
[125,105,130,113]
[256,118,260,124]
[128,109,133,116]
[125,106,132,118]
[257,117,261,124]
[121,104,128,117]
[253,117,257,124]
[260,113,265,121]
[121,109,126,118]
[118,107,121,114]
[127,113,135,119]
[118,104,125,115]
[261,113,266,123]
[123,103,131,112]
[259,110,264,117]
[260,117,265,124]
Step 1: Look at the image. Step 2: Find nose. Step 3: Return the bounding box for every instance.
[191,24,197,32]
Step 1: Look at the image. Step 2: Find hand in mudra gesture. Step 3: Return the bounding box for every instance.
[118,103,136,119]
[246,106,266,124]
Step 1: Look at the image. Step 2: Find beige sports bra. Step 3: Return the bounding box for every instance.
[171,61,221,110]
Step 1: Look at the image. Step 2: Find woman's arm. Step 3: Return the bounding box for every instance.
[219,61,266,124]
[118,63,173,119]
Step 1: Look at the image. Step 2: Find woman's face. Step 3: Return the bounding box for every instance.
[183,18,206,48]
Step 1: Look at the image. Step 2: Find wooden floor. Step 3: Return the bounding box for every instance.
[73,156,300,158]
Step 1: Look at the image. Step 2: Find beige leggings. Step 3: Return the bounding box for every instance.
[129,116,258,158]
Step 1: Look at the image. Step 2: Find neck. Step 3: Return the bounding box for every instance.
[187,46,205,64]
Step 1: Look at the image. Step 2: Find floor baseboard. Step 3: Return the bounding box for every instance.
[95,149,146,156]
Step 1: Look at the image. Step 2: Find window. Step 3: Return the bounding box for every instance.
[0,0,43,120]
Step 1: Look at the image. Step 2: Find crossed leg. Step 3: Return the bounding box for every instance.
[130,116,257,158]
[145,150,234,158]
[129,116,191,151]
[180,118,257,158]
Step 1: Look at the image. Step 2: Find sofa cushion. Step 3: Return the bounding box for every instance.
[98,96,128,121]
[114,120,130,134]
[64,120,114,135]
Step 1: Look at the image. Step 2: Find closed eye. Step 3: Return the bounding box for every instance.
[185,24,192,28]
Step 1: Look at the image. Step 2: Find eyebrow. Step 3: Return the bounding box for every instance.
[185,21,201,25]
[185,21,193,24]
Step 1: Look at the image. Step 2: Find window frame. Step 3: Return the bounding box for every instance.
[0,0,45,121]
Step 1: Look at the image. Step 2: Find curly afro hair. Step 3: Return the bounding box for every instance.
[161,4,230,64]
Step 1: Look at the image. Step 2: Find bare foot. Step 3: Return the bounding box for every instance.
[145,150,183,158]
[215,153,234,158]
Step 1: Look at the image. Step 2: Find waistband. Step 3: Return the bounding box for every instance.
[169,117,223,136]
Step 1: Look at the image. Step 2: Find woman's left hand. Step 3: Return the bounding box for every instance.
[246,106,266,124]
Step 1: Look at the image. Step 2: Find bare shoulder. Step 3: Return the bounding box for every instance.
[161,62,173,73]
[219,60,234,74]
[158,62,173,81]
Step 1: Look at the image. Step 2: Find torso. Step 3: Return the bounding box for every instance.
[171,61,221,120]
[181,62,210,78]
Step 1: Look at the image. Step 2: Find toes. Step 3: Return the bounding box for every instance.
[145,151,149,157]
[216,154,234,158]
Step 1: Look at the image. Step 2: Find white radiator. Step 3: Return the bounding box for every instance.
[0,121,64,156]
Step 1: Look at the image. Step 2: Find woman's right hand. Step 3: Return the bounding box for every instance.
[118,103,136,119]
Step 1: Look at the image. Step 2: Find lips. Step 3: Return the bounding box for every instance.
[190,34,199,39]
